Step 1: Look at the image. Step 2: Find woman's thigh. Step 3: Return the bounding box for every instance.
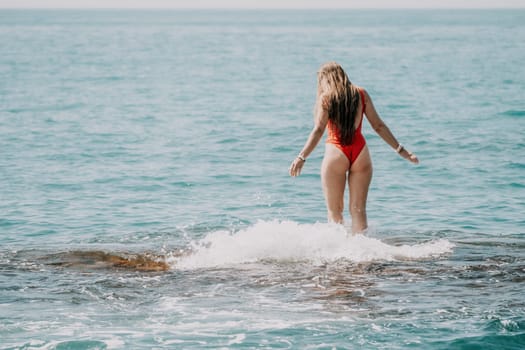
[348,145,373,208]
[321,144,350,213]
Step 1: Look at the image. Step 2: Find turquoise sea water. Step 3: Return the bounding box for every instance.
[1,9,524,349]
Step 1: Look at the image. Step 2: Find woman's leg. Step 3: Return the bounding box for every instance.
[321,144,350,223]
[348,145,373,233]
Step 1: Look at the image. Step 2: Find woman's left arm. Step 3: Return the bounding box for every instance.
[362,89,419,164]
[289,100,329,177]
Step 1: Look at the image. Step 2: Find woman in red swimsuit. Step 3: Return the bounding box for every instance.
[289,62,419,233]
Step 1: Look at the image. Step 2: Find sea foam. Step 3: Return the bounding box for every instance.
[172,220,454,269]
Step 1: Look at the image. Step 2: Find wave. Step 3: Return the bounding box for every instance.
[501,109,525,118]
[171,220,454,270]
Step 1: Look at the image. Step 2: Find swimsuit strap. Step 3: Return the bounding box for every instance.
[357,88,366,130]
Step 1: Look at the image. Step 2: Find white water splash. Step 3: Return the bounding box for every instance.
[173,221,454,269]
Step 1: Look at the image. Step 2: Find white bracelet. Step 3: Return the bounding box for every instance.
[297,154,306,162]
[395,144,404,153]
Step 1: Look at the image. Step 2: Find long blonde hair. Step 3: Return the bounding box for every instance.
[317,62,360,145]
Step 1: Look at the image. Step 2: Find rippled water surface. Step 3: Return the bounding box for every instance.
[1,9,524,349]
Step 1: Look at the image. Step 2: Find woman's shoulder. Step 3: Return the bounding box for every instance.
[355,85,370,103]
[319,93,331,111]
[354,85,367,94]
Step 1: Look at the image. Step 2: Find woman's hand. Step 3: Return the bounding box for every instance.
[401,148,419,164]
[289,157,306,177]
[408,152,419,164]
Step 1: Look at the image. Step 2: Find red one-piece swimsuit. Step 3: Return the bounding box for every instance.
[326,88,367,164]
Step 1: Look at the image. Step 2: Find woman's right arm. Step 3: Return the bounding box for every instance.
[362,89,419,164]
[289,96,330,177]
